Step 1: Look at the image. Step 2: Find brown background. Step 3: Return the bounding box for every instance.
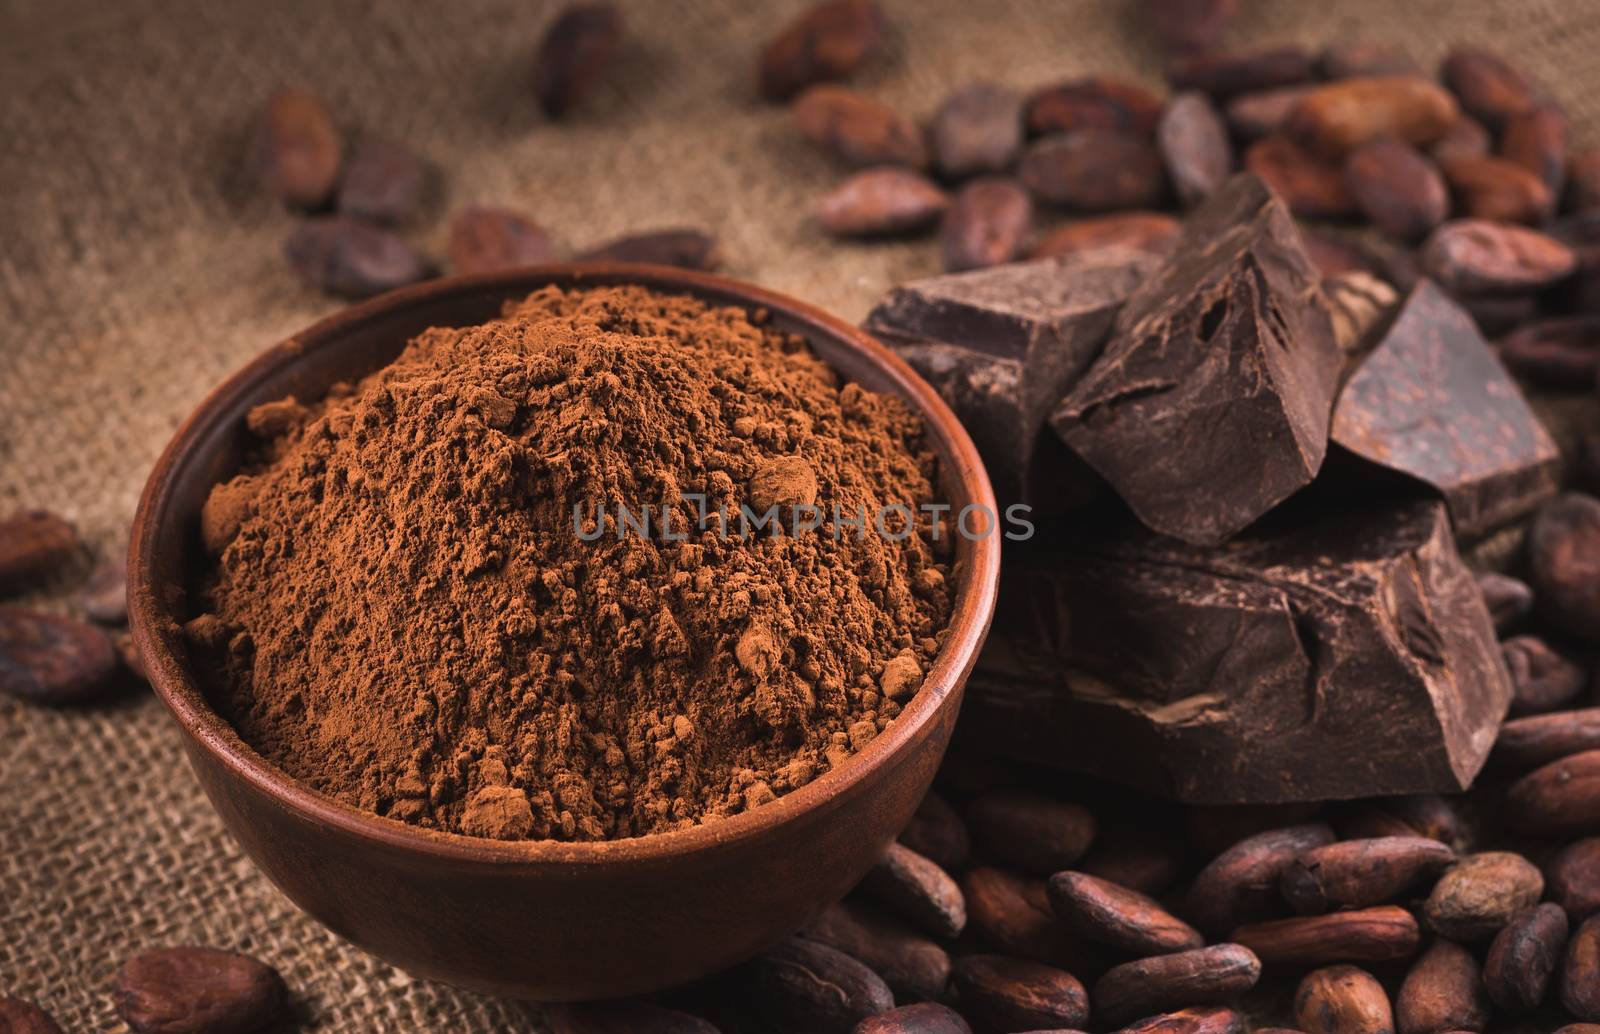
[3,0,1598,1029]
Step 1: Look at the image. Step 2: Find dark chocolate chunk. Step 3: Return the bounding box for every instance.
[1051,173,1340,546]
[864,248,1158,508]
[1332,279,1559,539]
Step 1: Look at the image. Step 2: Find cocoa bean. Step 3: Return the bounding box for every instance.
[336,138,427,225]
[1320,44,1419,80]
[577,229,721,270]
[1550,212,1600,312]
[1484,902,1569,1013]
[77,558,128,625]
[1224,86,1316,141]
[547,1000,718,1033]
[1438,154,1555,224]
[0,997,64,1034]
[1527,494,1600,643]
[1394,938,1488,1034]
[1502,103,1569,197]
[931,83,1023,180]
[1167,46,1315,99]
[793,85,927,169]
[758,0,884,102]
[1121,1007,1246,1034]
[1501,635,1588,715]
[1023,77,1164,138]
[853,1002,971,1034]
[1158,91,1234,206]
[815,168,948,237]
[1047,871,1203,955]
[938,178,1031,272]
[1295,965,1393,1034]
[0,511,78,589]
[1145,0,1238,55]
[1322,270,1399,359]
[1423,852,1544,940]
[254,85,341,210]
[1430,115,1493,165]
[1564,914,1600,1020]
[1570,148,1600,213]
[1343,138,1449,241]
[951,954,1088,1032]
[962,866,1099,971]
[1028,212,1180,260]
[1187,806,1331,868]
[898,790,970,873]
[1495,709,1600,772]
[448,207,554,274]
[1497,316,1600,389]
[1287,76,1459,157]
[746,937,893,1031]
[283,216,432,298]
[1419,219,1576,294]
[859,841,966,940]
[0,606,118,705]
[1550,837,1600,922]
[1282,837,1456,914]
[533,3,623,117]
[1507,749,1600,837]
[1477,571,1535,633]
[1093,944,1261,1027]
[1243,136,1355,219]
[113,947,286,1034]
[1018,130,1168,212]
[1441,47,1537,130]
[1297,227,1388,282]
[968,791,1096,875]
[1079,826,1187,896]
[803,899,951,1003]
[1184,823,1336,935]
[1461,291,1542,336]
[1336,795,1462,847]
[1232,906,1421,965]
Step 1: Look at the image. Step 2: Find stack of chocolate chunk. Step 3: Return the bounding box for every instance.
[867,172,1560,803]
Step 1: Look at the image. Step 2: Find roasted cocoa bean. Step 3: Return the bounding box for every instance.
[1047,870,1203,955]
[1438,154,1555,224]
[815,168,948,237]
[1495,709,1600,772]
[1501,635,1588,715]
[1287,75,1459,157]
[1184,823,1336,935]
[77,558,128,625]
[1225,86,1317,141]
[533,4,623,117]
[853,1002,971,1034]
[1018,130,1168,212]
[1430,115,1493,165]
[1023,77,1164,138]
[0,511,78,589]
[1564,914,1600,1020]
[1502,103,1569,197]
[1322,270,1399,358]
[254,85,341,210]
[1507,749,1600,837]
[1570,148,1600,213]
[1093,944,1261,1027]
[1343,138,1449,241]
[1528,494,1600,643]
[0,997,64,1034]
[951,954,1089,1032]
[1232,906,1421,965]
[803,899,951,1003]
[931,83,1022,180]
[1484,902,1569,1013]
[577,228,721,269]
[1029,211,1180,260]
[1167,46,1315,99]
[1145,0,1237,55]
[283,216,432,298]
[898,790,970,873]
[1441,47,1537,129]
[1296,965,1393,1034]
[1320,44,1418,80]
[859,841,966,940]
[1395,938,1488,1034]
[1298,227,1387,282]
[1121,1007,1247,1034]
[962,866,1099,971]
[1498,316,1600,389]
[448,207,554,274]
[0,606,118,705]
[758,0,884,102]
[1282,836,1455,914]
[1243,136,1356,218]
[746,937,893,1031]
[1550,838,1600,922]
[1158,91,1234,206]
[1420,219,1576,294]
[1424,852,1544,940]
[547,1000,718,1034]
[1478,572,1535,633]
[967,791,1096,875]
[336,138,427,225]
[1336,795,1462,847]
[938,177,1031,272]
[113,947,286,1034]
[1079,826,1187,896]
[793,85,927,169]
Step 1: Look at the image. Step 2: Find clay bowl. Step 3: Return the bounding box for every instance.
[128,264,1000,1001]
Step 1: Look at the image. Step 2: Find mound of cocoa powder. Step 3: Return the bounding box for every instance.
[191,284,953,841]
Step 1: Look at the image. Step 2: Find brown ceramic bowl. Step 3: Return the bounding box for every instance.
[128,264,1000,1001]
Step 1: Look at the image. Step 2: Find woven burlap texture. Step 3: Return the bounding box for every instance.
[3,0,1599,1029]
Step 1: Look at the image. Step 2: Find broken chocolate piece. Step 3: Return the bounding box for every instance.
[864,247,1157,508]
[1332,279,1559,539]
[962,493,1513,803]
[1051,174,1340,546]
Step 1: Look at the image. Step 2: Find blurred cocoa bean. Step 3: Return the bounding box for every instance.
[931,83,1023,180]
[1439,154,1555,224]
[1549,837,1600,922]
[1024,77,1164,138]
[1320,44,1418,80]
[1159,91,1234,206]
[1507,749,1600,837]
[1494,709,1600,772]
[1527,494,1600,643]
[1497,316,1600,388]
[337,138,427,224]
[1145,0,1238,55]
[1018,130,1168,211]
[1287,75,1459,157]
[1442,47,1537,129]
[533,4,623,117]
[283,216,432,298]
[0,511,78,589]
[1224,85,1314,141]
[0,997,64,1034]
[1420,219,1575,294]
[1343,137,1449,241]
[815,169,948,237]
[1503,103,1569,197]
[1167,46,1315,99]
[967,791,1096,875]
[1431,115,1493,165]
[793,85,928,169]
[255,85,342,210]
[1478,573,1535,634]
[1501,635,1588,715]
[578,228,721,269]
[758,0,885,102]
[1029,212,1180,260]
[449,207,554,274]
[898,791,970,873]
[0,606,118,705]
[938,178,1031,272]
[1244,136,1355,218]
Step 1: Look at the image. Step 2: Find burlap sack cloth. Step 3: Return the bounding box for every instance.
[3,0,1599,1028]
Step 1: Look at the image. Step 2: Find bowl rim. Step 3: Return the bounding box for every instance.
[128,262,1000,869]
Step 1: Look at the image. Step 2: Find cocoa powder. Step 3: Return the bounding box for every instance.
[194,284,952,841]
